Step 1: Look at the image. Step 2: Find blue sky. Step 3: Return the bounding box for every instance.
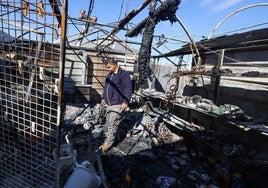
[69,0,268,37]
[68,0,268,55]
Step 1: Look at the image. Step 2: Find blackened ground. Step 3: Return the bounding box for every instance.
[67,108,267,188]
[71,126,261,188]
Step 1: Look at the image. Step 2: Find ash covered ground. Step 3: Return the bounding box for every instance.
[62,103,260,188]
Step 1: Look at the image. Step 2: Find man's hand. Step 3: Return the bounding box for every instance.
[121,102,128,111]
[101,99,106,105]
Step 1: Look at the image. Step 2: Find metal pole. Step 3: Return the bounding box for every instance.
[55,0,68,187]
[25,35,44,103]
[208,3,268,39]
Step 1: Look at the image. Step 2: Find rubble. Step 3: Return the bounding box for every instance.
[60,98,267,187]
[1,1,268,187]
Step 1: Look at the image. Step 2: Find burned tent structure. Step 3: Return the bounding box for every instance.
[0,0,138,187]
[155,27,268,119]
[1,0,268,187]
[150,23,268,188]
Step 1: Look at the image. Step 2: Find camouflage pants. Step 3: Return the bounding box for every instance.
[103,104,123,147]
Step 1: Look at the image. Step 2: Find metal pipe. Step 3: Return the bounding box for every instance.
[25,35,43,103]
[173,15,202,66]
[208,3,268,39]
[96,0,152,48]
[55,0,68,187]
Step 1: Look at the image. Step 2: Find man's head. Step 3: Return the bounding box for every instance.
[104,57,118,73]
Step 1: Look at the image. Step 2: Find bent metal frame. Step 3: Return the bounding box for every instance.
[0,0,67,187]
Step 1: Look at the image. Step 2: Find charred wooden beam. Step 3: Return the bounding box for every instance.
[126,18,148,38]
[96,0,152,48]
[118,0,152,29]
[213,49,225,105]
[126,0,181,37]
[49,0,62,26]
[136,0,181,90]
[137,1,157,90]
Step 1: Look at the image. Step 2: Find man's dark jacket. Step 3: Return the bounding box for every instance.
[103,67,132,106]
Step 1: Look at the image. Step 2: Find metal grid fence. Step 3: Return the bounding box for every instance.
[0,0,67,187]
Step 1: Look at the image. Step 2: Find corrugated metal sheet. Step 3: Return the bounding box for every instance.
[0,0,67,186]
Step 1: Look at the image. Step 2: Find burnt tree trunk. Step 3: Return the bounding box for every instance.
[137,18,156,89]
[136,0,181,90]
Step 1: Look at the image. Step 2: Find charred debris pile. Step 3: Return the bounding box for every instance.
[61,91,268,187]
[1,0,268,187]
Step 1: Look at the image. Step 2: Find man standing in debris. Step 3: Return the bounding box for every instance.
[99,57,132,152]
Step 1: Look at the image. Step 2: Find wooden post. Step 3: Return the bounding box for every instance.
[213,49,225,104]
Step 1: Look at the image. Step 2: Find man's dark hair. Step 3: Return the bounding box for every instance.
[104,57,117,65]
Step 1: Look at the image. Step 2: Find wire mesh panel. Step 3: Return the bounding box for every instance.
[0,0,67,187]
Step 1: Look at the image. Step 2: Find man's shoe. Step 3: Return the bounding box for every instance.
[99,143,110,152]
